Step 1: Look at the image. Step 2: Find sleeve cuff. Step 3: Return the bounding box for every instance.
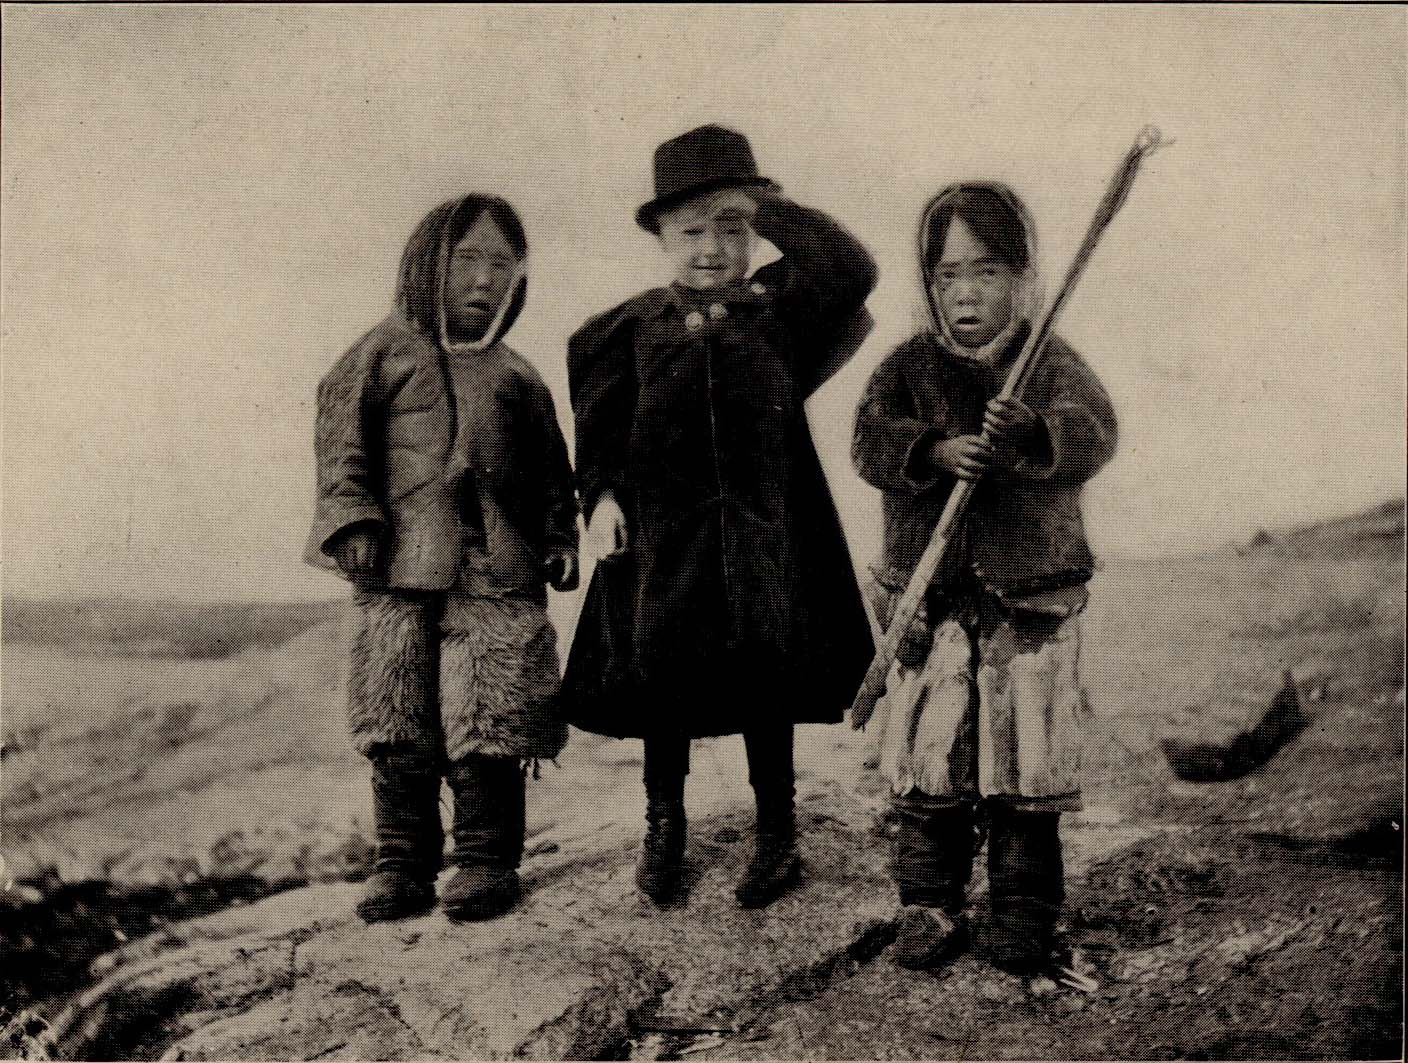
[318,509,386,555]
[748,192,793,239]
[900,429,946,491]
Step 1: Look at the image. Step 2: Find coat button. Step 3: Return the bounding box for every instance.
[750,281,766,295]
[709,303,727,320]
[685,310,704,331]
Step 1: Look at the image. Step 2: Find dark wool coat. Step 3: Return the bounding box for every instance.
[564,197,877,738]
[304,321,578,591]
[852,327,1118,613]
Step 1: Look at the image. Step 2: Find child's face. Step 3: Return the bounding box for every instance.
[932,215,1016,349]
[657,191,757,290]
[444,214,519,342]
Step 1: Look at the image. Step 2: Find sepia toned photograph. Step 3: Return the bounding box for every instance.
[2,5,1403,1060]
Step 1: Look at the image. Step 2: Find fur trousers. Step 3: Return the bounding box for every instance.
[348,590,568,762]
[874,613,1088,809]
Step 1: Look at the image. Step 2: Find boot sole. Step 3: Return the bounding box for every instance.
[891,929,970,971]
[636,844,688,908]
[636,867,687,907]
[444,887,522,923]
[637,883,686,908]
[356,892,437,924]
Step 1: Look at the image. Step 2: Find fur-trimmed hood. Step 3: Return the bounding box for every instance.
[394,194,528,354]
[917,181,1044,366]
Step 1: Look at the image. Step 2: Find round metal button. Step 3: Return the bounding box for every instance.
[685,310,704,331]
[751,281,766,295]
[708,303,728,321]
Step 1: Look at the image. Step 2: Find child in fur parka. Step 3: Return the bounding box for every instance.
[305,194,579,924]
[852,183,1118,974]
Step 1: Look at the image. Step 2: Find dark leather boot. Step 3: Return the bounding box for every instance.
[986,805,1065,974]
[735,792,801,910]
[443,755,525,922]
[636,795,687,906]
[889,796,977,969]
[356,748,444,924]
[892,906,971,971]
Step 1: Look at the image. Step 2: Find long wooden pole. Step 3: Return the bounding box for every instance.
[850,125,1167,730]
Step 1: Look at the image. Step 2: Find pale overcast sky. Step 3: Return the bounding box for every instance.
[3,4,1404,602]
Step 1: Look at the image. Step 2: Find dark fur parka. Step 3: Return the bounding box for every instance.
[852,327,1118,608]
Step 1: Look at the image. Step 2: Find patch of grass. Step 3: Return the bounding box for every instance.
[0,872,290,1015]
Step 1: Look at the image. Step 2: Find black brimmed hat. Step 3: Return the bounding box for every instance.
[636,124,779,233]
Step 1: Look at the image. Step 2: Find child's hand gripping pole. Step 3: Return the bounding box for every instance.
[850,126,1168,730]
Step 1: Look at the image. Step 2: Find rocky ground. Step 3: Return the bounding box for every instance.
[3,501,1403,1060]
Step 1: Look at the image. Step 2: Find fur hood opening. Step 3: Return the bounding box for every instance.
[394,193,528,354]
[916,181,1044,366]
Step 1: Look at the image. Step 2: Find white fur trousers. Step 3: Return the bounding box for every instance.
[874,614,1088,806]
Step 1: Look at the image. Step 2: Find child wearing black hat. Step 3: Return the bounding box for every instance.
[305,195,579,924]
[563,124,877,909]
[852,182,1118,974]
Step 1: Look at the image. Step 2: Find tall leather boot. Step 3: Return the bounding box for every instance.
[734,726,800,910]
[636,791,687,906]
[889,795,976,969]
[734,788,802,909]
[986,804,1065,974]
[443,754,525,921]
[637,737,688,907]
[357,747,444,924]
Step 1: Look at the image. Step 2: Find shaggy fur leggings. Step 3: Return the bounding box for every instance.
[348,589,567,762]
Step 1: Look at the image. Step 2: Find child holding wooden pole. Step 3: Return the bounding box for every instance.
[852,182,1118,973]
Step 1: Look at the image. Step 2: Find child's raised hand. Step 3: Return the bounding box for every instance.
[586,492,629,561]
[706,188,759,223]
[931,434,993,481]
[983,396,1039,450]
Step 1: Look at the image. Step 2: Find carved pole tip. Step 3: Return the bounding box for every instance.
[1135,125,1165,153]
